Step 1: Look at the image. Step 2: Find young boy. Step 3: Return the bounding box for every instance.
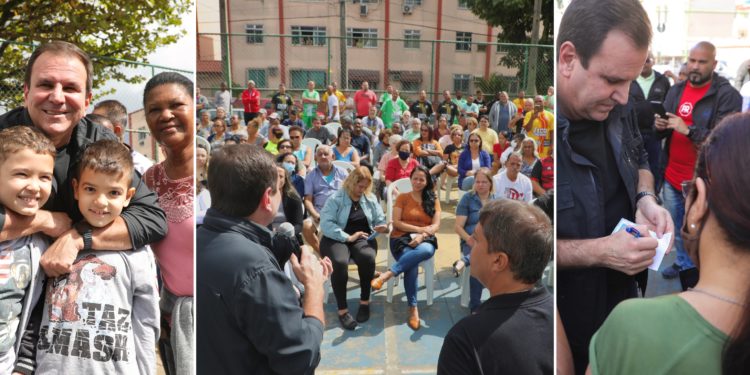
[0,127,55,374]
[33,140,159,374]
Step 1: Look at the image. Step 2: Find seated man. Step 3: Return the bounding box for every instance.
[437,199,553,375]
[492,153,532,202]
[302,145,349,252]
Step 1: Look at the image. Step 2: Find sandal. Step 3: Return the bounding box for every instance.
[452,260,462,278]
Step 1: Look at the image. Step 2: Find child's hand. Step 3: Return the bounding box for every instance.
[37,211,72,238]
[40,229,80,277]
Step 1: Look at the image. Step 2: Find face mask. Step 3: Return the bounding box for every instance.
[283,162,296,174]
[273,131,284,138]
[398,151,410,160]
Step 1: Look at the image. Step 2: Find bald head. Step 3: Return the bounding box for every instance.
[686,41,717,87]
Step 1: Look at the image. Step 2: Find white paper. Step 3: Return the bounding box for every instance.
[611,218,673,271]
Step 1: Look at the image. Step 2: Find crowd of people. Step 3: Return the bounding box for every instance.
[195,78,555,373]
[557,0,749,374]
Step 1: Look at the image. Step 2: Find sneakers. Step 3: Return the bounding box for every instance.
[338,312,357,330]
[661,263,680,279]
[356,304,370,323]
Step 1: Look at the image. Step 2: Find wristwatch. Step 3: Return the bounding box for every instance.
[686,126,695,139]
[74,221,93,251]
[635,191,662,206]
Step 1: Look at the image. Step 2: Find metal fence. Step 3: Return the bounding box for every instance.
[0,39,194,163]
[197,33,553,110]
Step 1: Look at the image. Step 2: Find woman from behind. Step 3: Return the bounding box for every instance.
[588,112,750,375]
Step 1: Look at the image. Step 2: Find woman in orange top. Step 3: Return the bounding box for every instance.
[371,166,441,330]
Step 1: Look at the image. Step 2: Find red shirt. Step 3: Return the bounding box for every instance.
[241,88,261,113]
[354,90,377,117]
[664,83,711,191]
[385,157,418,182]
[493,141,510,161]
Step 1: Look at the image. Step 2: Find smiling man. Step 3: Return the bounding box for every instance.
[556,1,674,373]
[0,41,167,277]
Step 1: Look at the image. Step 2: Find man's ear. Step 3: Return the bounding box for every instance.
[113,124,124,137]
[492,252,510,273]
[122,187,136,207]
[558,41,579,79]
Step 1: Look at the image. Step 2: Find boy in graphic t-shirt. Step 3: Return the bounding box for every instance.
[0,127,56,375]
[30,140,159,375]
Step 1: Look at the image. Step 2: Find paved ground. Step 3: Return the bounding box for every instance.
[316,191,485,374]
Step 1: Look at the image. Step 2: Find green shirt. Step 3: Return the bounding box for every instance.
[380,98,409,128]
[589,295,728,375]
[302,90,320,120]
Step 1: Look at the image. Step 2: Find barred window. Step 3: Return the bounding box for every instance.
[290,70,327,89]
[456,32,471,51]
[245,24,263,44]
[291,26,327,46]
[247,69,267,88]
[347,28,378,48]
[454,74,471,93]
[404,30,421,49]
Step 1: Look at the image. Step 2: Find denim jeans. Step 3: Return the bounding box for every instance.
[389,240,436,307]
[662,182,695,270]
[461,242,484,312]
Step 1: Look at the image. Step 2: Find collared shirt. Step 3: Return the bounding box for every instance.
[304,166,348,211]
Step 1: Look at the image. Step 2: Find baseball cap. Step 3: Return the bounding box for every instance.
[268,112,279,120]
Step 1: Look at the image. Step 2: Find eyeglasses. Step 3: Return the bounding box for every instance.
[469,139,480,143]
[290,136,301,139]
[279,145,292,149]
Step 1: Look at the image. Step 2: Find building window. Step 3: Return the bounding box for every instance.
[456,32,471,51]
[290,70,327,90]
[404,30,420,49]
[359,0,378,3]
[138,127,148,146]
[401,81,420,91]
[347,28,378,48]
[454,74,471,93]
[245,24,263,44]
[405,0,422,4]
[477,42,487,52]
[458,0,469,9]
[247,69,267,88]
[291,26,327,46]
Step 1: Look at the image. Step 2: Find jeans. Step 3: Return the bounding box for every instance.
[389,240,436,307]
[662,182,695,270]
[461,242,484,312]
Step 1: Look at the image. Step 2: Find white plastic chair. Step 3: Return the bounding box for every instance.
[440,174,458,203]
[301,138,322,153]
[384,178,435,305]
[325,122,342,136]
[459,265,471,308]
[332,160,355,173]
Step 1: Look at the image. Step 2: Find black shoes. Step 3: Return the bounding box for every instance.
[338,312,357,330]
[356,304,370,323]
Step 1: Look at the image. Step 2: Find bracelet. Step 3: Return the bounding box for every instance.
[635,191,662,206]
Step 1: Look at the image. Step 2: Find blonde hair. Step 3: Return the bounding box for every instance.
[342,166,373,197]
[472,167,494,195]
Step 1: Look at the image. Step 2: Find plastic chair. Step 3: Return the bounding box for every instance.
[459,266,471,308]
[332,160,355,173]
[384,178,435,305]
[440,174,458,203]
[325,122,342,136]
[301,138,322,154]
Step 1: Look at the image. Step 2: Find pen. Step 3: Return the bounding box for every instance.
[626,226,641,238]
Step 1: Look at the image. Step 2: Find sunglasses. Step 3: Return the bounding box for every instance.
[279,145,292,149]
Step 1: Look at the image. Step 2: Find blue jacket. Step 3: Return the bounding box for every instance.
[319,188,386,243]
[457,149,491,188]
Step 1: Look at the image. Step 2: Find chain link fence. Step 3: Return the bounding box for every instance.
[197,33,553,114]
[0,39,194,164]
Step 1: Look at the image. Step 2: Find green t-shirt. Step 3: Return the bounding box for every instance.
[302,90,320,120]
[589,295,728,375]
[380,98,409,128]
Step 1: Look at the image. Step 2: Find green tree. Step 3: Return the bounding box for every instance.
[0,0,191,108]
[465,0,554,95]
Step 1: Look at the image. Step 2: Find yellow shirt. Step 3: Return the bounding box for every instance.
[523,110,554,158]
[471,128,499,155]
[322,90,346,107]
[512,98,526,109]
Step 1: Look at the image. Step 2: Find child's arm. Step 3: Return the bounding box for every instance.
[13,291,45,375]
[0,208,71,242]
[131,248,160,375]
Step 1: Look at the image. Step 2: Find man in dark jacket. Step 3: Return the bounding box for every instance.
[654,41,742,288]
[629,51,671,178]
[0,41,166,277]
[556,1,674,373]
[197,144,332,374]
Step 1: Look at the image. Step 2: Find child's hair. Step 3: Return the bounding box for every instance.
[0,126,56,163]
[76,140,134,185]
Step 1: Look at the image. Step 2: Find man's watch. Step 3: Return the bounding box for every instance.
[635,191,662,206]
[74,221,93,251]
[686,126,695,138]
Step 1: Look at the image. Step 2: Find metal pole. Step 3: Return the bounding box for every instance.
[340,0,347,88]
[429,41,435,99]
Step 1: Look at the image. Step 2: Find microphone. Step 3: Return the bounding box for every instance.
[273,222,302,266]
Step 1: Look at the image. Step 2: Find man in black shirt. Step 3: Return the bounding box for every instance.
[437,90,459,125]
[0,41,166,277]
[437,200,553,375]
[556,1,674,373]
[272,83,294,120]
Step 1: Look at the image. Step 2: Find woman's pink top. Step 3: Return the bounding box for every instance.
[143,163,194,297]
